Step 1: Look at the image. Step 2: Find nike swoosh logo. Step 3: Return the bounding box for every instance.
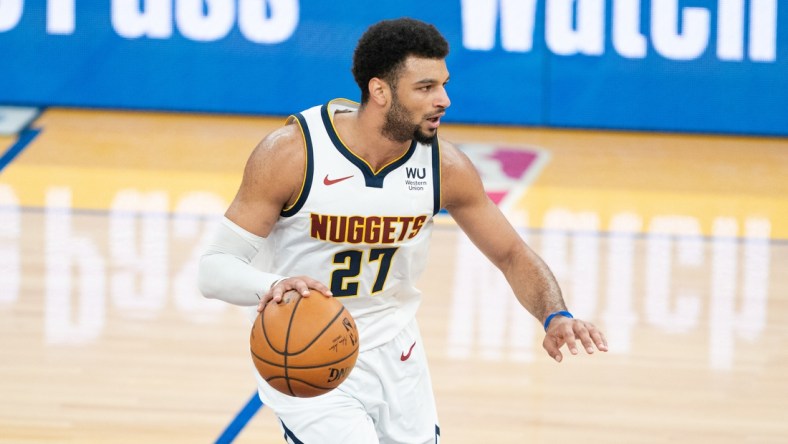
[400,341,417,361]
[323,174,354,186]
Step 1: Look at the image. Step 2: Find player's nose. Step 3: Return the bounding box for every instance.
[435,87,451,109]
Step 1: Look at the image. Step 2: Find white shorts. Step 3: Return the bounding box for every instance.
[254,319,440,444]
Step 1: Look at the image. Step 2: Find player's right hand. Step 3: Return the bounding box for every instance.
[258,276,333,312]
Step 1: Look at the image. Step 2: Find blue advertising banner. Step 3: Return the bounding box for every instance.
[1,1,786,135]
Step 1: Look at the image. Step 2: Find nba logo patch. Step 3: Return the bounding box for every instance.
[457,143,550,211]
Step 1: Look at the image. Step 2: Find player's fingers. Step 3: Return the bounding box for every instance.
[284,275,321,296]
[543,336,563,363]
[270,288,284,303]
[312,282,333,297]
[562,326,579,355]
[266,277,292,303]
[270,276,308,297]
[574,323,596,354]
[300,276,333,297]
[295,282,312,296]
[590,327,608,352]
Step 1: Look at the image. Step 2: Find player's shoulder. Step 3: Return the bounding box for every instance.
[256,121,304,156]
[436,137,475,174]
[246,120,305,168]
[436,136,486,207]
[246,119,306,182]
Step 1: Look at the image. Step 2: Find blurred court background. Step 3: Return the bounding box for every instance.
[1,2,786,443]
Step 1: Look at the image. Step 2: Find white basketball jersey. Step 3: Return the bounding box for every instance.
[263,99,441,351]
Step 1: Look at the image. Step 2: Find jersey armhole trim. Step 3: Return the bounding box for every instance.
[281,113,313,218]
[432,137,442,216]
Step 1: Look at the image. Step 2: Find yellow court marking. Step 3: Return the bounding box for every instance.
[0,135,15,152]
[0,164,240,213]
[9,108,272,172]
[441,126,788,239]
[2,108,786,239]
[442,126,788,195]
[0,108,277,212]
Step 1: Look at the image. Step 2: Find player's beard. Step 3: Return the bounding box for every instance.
[382,94,436,144]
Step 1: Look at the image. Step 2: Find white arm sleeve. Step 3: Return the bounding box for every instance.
[197,217,286,306]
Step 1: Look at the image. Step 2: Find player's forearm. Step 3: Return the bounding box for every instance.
[504,249,567,324]
[198,253,279,306]
[197,217,286,306]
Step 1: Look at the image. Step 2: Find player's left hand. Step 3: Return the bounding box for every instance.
[543,317,608,363]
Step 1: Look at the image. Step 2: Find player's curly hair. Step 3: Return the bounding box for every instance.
[352,18,449,104]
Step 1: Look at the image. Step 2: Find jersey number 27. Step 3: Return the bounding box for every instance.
[330,247,399,297]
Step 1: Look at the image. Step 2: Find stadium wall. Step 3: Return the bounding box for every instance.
[0,1,785,136]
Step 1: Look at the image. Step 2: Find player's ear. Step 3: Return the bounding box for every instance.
[368,77,389,107]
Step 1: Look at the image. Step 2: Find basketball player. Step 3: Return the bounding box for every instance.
[198,18,607,443]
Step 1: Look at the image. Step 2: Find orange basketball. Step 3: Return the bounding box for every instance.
[250,289,359,398]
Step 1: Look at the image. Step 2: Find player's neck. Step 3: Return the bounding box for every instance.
[335,109,412,172]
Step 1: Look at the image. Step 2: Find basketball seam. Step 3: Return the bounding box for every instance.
[285,305,349,355]
[258,301,352,356]
[264,376,339,391]
[250,345,359,369]
[282,295,303,397]
[260,306,285,354]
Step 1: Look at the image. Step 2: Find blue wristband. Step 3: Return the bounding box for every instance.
[543,310,573,331]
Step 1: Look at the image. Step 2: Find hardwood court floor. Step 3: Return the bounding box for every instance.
[0,108,786,443]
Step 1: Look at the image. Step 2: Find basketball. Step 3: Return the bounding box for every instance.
[250,290,359,398]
